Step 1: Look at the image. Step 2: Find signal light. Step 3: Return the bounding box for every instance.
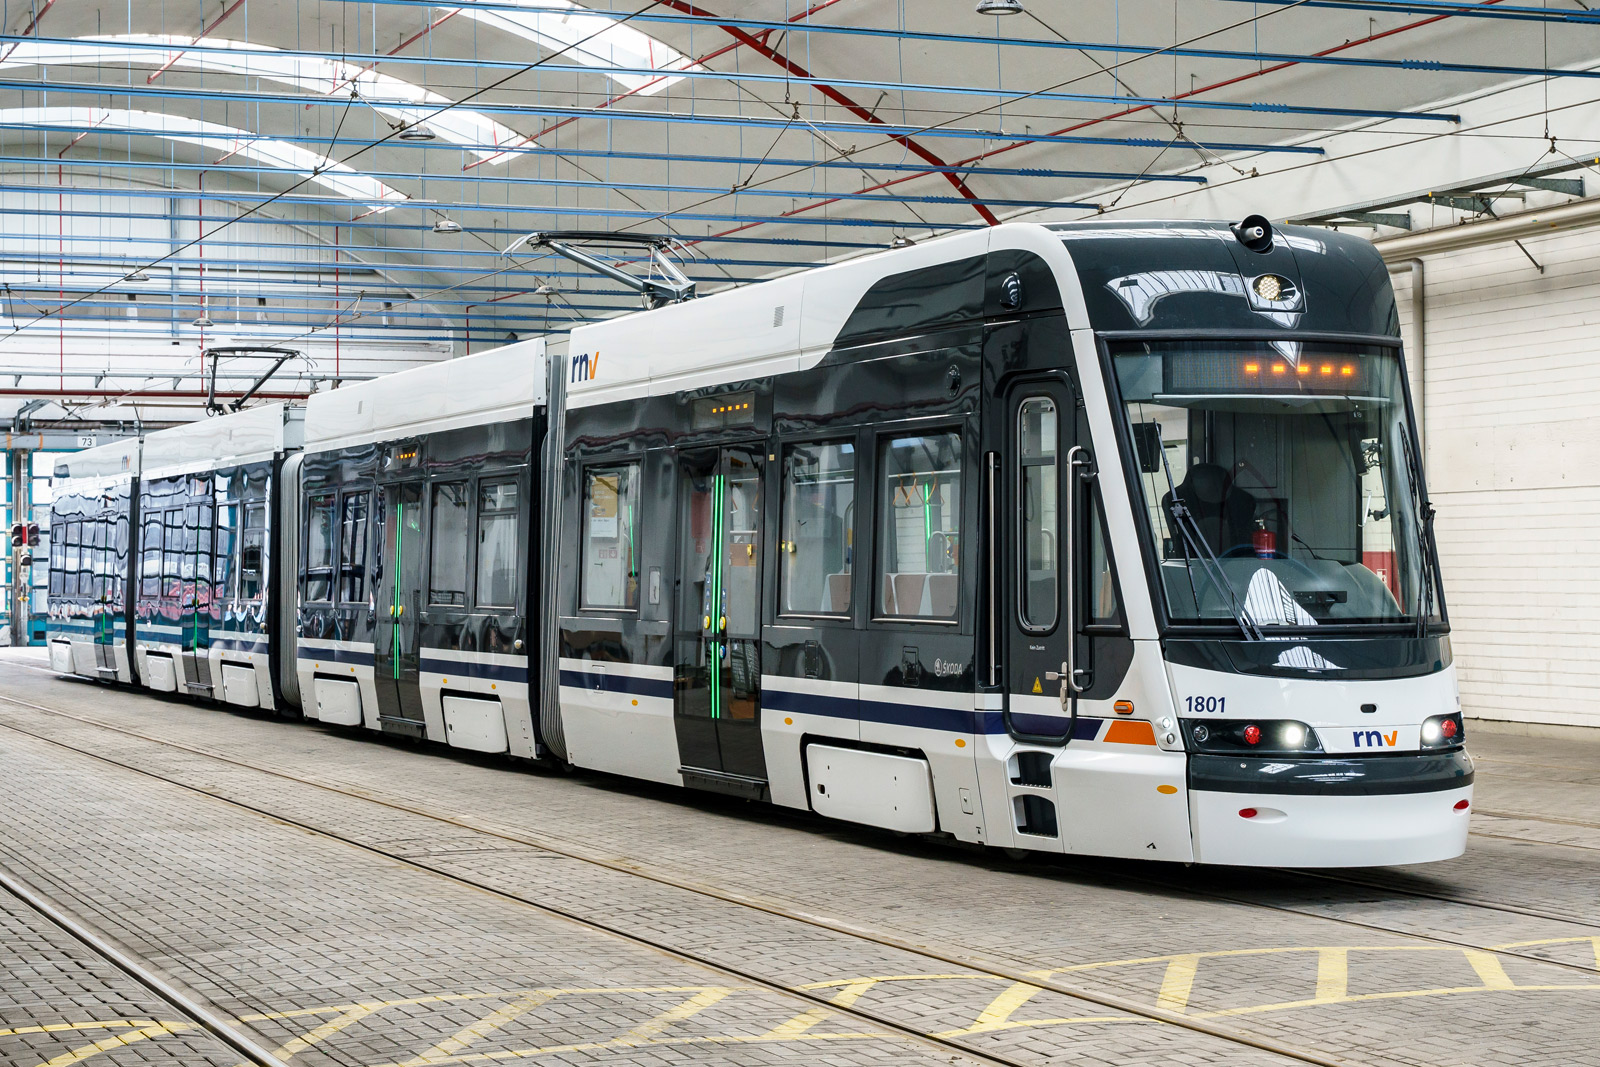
[1243,724,1261,745]
[1320,364,1334,376]
[1340,365,1355,377]
[1239,808,1259,819]
[1454,799,1470,811]
[7,522,22,547]
[1244,362,1260,374]
[1297,364,1311,375]
[1272,363,1287,375]
[1441,718,1458,739]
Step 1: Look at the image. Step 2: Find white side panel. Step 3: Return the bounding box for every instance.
[313,678,363,726]
[144,651,177,692]
[69,640,98,678]
[48,639,72,673]
[220,663,261,709]
[442,694,510,754]
[1053,745,1193,861]
[558,658,681,786]
[805,745,937,834]
[759,674,859,811]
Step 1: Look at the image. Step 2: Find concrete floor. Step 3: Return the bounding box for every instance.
[0,647,1597,1067]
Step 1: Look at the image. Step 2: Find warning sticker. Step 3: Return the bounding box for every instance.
[1032,677,1043,694]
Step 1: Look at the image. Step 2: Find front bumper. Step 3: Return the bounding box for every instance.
[1189,750,1473,867]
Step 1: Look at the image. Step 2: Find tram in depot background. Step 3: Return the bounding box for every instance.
[46,220,1472,868]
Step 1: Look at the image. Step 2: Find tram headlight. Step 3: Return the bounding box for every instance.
[1420,712,1465,750]
[1181,719,1323,755]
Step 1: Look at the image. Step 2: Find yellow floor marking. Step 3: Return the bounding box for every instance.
[271,1002,383,1060]
[1192,981,1600,1020]
[399,994,552,1065]
[934,1014,1141,1038]
[755,976,885,1040]
[29,1021,188,1067]
[0,1020,175,1039]
[616,988,730,1044]
[1315,947,1349,1002]
[958,980,1047,1034]
[797,973,990,990]
[1155,954,1200,1014]
[1464,950,1517,990]
[237,986,742,1024]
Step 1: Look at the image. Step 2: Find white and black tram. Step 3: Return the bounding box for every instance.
[46,219,1471,867]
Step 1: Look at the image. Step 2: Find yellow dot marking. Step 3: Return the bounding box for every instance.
[1157,784,1178,795]
[632,699,639,706]
[783,717,793,725]
[491,684,497,691]
[442,678,448,685]
[955,738,967,748]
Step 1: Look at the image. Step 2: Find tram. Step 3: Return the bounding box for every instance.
[45,218,1472,867]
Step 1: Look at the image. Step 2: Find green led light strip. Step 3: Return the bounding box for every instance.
[708,472,726,720]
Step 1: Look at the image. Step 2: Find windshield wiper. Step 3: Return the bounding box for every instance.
[1154,432,1263,642]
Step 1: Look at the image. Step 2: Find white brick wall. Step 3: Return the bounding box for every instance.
[1396,229,1600,728]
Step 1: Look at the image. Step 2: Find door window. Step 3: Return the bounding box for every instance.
[161,510,183,601]
[476,480,520,609]
[1018,397,1059,631]
[581,464,640,610]
[140,515,162,597]
[876,432,962,620]
[780,441,855,616]
[63,522,81,597]
[429,482,469,606]
[338,492,371,604]
[239,502,267,601]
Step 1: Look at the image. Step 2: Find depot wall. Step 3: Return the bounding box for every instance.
[1395,227,1600,730]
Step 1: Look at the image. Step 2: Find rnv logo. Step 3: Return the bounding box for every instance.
[1352,729,1399,748]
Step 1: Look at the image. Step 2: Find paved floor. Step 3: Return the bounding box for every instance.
[0,647,1597,1067]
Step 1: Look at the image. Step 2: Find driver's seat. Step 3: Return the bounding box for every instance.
[1163,463,1256,556]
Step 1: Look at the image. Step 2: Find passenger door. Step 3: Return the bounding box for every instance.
[1003,378,1089,743]
[673,446,768,787]
[374,482,426,728]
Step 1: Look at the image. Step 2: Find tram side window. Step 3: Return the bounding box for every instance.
[877,432,963,620]
[63,522,81,598]
[304,493,336,603]
[1018,397,1059,631]
[91,519,108,599]
[161,509,184,601]
[240,503,267,601]
[581,464,640,611]
[429,482,470,607]
[48,523,64,596]
[339,492,371,605]
[140,515,163,597]
[780,441,855,616]
[476,480,520,610]
[1087,492,1123,626]
[113,515,129,602]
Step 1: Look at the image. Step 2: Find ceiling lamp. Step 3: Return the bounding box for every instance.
[192,314,214,328]
[889,235,915,248]
[398,123,437,141]
[976,0,1024,13]
[123,270,151,282]
[432,217,463,234]
[534,284,557,295]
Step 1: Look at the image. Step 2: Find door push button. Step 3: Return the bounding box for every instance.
[902,646,921,687]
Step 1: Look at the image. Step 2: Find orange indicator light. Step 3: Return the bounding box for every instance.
[1244,362,1260,374]
[1340,365,1355,376]
[1272,363,1287,375]
[1297,363,1311,375]
[1320,364,1334,376]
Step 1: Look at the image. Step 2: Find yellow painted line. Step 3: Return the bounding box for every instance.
[1464,950,1517,990]
[1191,982,1600,1020]
[1156,954,1200,1014]
[0,1020,176,1039]
[962,979,1047,1034]
[1315,948,1349,1002]
[400,994,552,1065]
[755,1008,832,1041]
[270,1002,384,1060]
[236,986,745,1024]
[29,1021,189,1067]
[616,988,730,1044]
[933,1014,1142,1038]
[796,973,992,990]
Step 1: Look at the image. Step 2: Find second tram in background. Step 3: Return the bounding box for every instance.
[45,218,1472,867]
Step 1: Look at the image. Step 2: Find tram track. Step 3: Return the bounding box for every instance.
[0,858,293,1067]
[3,688,1599,1067]
[0,694,1360,1067]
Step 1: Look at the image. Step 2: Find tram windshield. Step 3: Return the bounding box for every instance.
[1111,340,1440,632]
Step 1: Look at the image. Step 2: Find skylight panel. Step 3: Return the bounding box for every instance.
[0,37,524,161]
[1,107,408,207]
[455,1,701,95]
